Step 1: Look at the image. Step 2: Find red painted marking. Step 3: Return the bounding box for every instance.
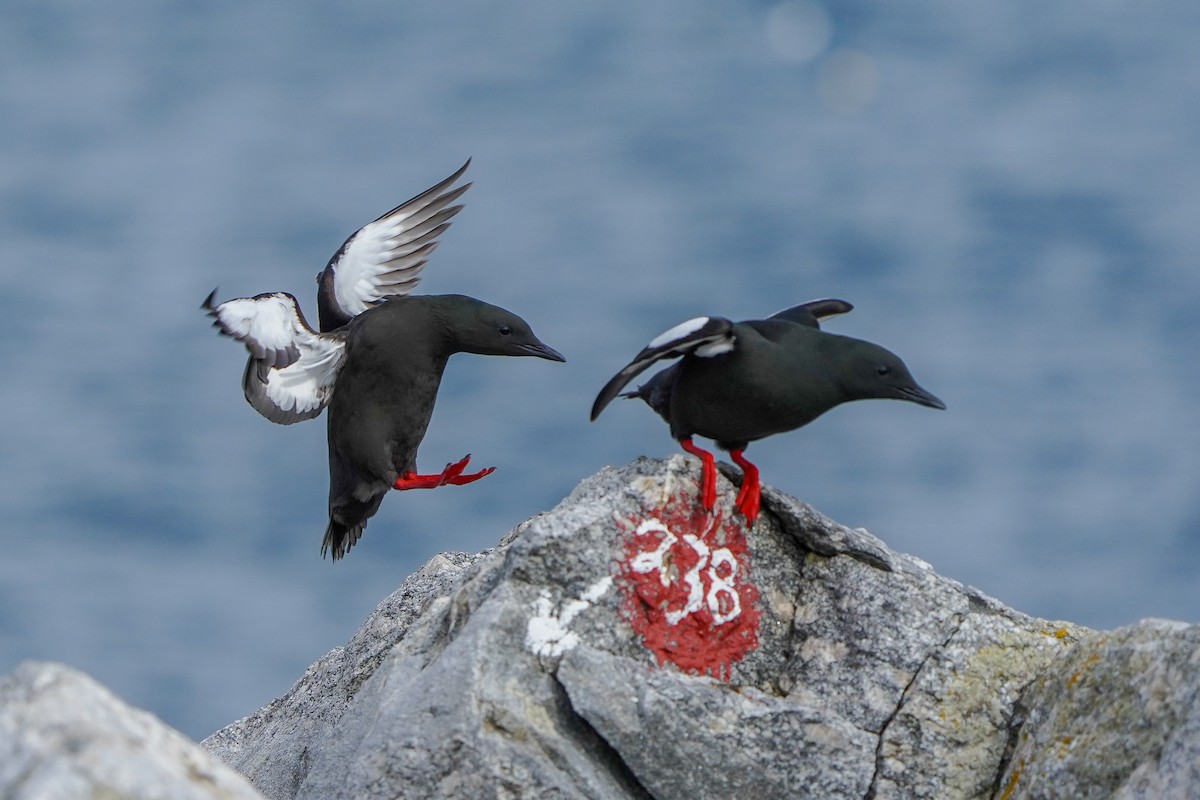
[616,494,760,679]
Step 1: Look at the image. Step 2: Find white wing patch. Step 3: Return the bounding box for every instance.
[254,334,344,422]
[649,316,710,349]
[206,291,346,425]
[210,294,301,368]
[695,338,736,357]
[327,161,471,319]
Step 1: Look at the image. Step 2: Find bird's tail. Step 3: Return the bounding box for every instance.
[322,493,385,561]
[621,367,675,422]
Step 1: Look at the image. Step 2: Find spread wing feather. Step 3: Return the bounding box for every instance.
[317,160,472,331]
[204,290,347,424]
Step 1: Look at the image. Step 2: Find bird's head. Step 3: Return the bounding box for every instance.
[442,296,566,362]
[837,338,946,410]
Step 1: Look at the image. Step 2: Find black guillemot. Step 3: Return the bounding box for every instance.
[590,299,944,524]
[205,162,564,560]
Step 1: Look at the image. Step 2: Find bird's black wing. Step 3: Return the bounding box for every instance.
[204,290,347,424]
[590,316,734,421]
[767,298,853,328]
[316,160,472,331]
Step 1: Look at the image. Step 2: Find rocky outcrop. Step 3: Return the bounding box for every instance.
[0,661,264,800]
[5,458,1199,799]
[996,620,1200,799]
[194,457,1200,799]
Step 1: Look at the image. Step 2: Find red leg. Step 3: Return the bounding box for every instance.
[679,438,717,511]
[394,472,443,490]
[394,455,495,490]
[729,449,760,524]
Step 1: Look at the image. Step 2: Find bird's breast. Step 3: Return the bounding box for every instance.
[671,346,841,443]
[327,341,448,475]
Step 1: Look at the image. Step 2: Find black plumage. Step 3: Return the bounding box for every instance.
[205,162,564,559]
[591,299,944,523]
[319,295,562,557]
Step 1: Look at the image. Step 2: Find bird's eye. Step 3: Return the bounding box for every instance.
[876,365,891,377]
[499,325,512,336]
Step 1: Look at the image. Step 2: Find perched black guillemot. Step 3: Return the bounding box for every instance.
[205,161,564,560]
[590,299,944,524]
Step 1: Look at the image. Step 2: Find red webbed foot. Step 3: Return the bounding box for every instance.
[729,449,761,525]
[436,454,496,485]
[393,455,496,490]
[679,438,717,512]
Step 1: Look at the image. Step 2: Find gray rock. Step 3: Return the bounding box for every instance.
[0,661,265,800]
[11,458,1200,798]
[202,551,491,798]
[997,619,1200,800]
[205,456,1163,800]
[557,644,876,798]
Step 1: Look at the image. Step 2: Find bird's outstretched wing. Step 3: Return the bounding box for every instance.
[316,160,472,331]
[590,316,734,421]
[204,290,347,424]
[767,298,853,328]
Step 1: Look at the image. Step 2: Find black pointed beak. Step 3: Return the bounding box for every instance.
[517,340,566,362]
[898,384,946,410]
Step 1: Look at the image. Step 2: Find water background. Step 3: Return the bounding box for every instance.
[3,1,1199,740]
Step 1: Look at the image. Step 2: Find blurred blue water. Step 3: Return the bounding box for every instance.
[3,1,1199,740]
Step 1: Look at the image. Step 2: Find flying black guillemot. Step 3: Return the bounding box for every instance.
[205,161,565,560]
[590,299,944,524]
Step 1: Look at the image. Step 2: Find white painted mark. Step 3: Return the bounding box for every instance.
[629,519,677,587]
[628,517,744,627]
[525,576,614,658]
[706,546,742,624]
